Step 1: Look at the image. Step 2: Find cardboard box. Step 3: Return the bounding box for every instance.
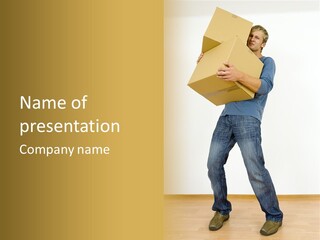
[188,37,263,106]
[202,7,253,53]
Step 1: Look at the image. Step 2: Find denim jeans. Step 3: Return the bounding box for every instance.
[207,115,283,222]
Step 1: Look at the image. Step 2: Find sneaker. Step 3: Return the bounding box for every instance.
[260,220,282,236]
[209,212,229,231]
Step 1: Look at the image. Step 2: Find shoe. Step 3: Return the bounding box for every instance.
[260,220,282,236]
[209,212,229,231]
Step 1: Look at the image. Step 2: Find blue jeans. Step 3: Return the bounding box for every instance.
[207,115,283,222]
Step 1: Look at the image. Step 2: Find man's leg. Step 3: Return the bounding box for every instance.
[207,116,236,216]
[234,116,283,235]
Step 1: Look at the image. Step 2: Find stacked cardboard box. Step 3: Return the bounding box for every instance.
[188,7,263,106]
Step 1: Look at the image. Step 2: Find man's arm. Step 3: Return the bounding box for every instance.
[216,62,261,93]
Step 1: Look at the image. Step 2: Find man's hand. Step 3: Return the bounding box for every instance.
[217,62,262,93]
[216,62,243,82]
[197,52,204,64]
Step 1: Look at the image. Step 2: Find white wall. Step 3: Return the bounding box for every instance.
[164,0,320,194]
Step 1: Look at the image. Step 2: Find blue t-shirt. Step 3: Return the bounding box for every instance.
[221,56,276,121]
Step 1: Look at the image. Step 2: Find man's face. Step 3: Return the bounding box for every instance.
[247,30,266,52]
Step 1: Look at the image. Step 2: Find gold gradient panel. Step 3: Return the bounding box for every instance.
[1,1,163,239]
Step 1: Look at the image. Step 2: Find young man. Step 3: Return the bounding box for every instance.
[198,25,283,236]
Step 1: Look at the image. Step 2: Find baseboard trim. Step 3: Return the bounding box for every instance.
[164,194,320,200]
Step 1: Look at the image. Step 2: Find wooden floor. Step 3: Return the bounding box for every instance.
[164,195,320,240]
